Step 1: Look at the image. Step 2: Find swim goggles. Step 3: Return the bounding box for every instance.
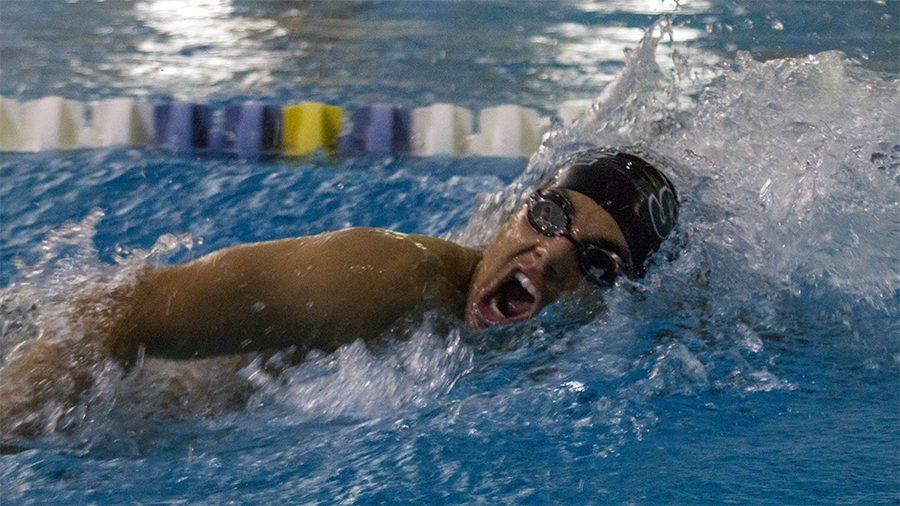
[526,189,628,287]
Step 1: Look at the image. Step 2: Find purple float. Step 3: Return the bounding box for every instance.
[340,104,410,155]
[153,101,212,152]
[212,101,281,157]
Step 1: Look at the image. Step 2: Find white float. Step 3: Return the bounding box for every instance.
[2,95,596,157]
[0,98,26,152]
[556,99,595,127]
[20,96,85,151]
[410,103,473,156]
[85,97,153,148]
[469,104,547,157]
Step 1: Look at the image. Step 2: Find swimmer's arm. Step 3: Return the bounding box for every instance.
[103,228,479,364]
[0,229,478,438]
[100,251,316,363]
[0,254,288,437]
[0,339,104,438]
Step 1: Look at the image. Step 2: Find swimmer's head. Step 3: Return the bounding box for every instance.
[465,147,679,330]
[541,147,680,273]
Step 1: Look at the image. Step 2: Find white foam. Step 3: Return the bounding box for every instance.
[555,99,595,127]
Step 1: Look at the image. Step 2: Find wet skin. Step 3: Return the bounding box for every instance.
[101,228,483,365]
[104,189,629,361]
[0,190,628,437]
[465,190,631,329]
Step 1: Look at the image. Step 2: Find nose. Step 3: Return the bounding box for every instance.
[533,246,559,283]
[534,240,579,289]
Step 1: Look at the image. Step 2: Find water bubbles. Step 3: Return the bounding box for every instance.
[561,380,586,393]
[236,313,474,422]
[758,178,773,208]
[745,369,795,393]
[147,232,193,261]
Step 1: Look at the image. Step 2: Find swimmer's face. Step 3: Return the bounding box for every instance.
[466,190,631,330]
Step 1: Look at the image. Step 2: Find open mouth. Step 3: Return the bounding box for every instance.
[475,270,542,326]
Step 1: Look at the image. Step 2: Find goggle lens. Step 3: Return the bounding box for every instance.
[527,198,569,236]
[527,190,626,287]
[577,245,622,287]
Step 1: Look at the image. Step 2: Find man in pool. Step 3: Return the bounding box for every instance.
[0,147,679,437]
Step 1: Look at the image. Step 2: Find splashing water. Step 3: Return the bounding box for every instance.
[456,14,899,466]
[462,18,898,343]
[1,17,898,503]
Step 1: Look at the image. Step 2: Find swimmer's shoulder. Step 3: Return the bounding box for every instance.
[321,227,481,289]
[186,227,471,257]
[340,227,480,264]
[191,227,434,259]
[179,227,480,286]
[313,227,474,256]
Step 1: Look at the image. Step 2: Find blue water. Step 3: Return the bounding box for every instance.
[2,1,899,504]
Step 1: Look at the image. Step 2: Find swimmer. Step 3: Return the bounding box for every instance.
[0,147,679,438]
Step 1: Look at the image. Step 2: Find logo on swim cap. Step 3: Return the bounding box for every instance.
[648,186,677,239]
[544,146,680,273]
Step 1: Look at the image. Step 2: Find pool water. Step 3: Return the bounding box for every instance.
[1,1,898,503]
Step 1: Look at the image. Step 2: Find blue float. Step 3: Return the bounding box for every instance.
[340,104,410,155]
[211,101,280,157]
[154,101,211,152]
[1,94,576,157]
[152,102,170,146]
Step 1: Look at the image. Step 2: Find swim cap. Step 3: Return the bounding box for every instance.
[542,147,679,274]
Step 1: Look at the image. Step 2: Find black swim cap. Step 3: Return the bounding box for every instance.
[542,147,679,274]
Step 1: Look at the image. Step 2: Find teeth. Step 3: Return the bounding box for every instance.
[515,272,539,299]
[490,296,501,317]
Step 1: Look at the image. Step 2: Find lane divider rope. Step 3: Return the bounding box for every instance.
[0,96,595,157]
